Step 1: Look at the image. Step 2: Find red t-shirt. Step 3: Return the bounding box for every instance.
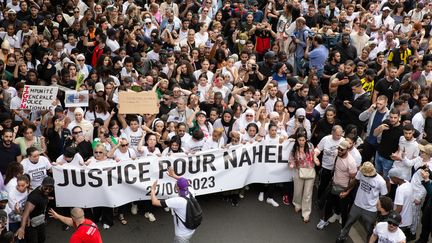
[70,219,102,243]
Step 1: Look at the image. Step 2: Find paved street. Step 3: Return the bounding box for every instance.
[45,190,357,243]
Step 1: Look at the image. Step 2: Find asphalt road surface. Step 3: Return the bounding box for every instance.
[45,190,356,243]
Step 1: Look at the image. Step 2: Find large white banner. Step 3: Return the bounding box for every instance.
[52,141,295,207]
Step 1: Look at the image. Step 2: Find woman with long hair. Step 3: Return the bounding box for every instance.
[14,125,46,157]
[312,107,342,145]
[289,131,320,223]
[161,136,184,156]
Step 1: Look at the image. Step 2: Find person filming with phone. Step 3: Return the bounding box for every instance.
[359,95,390,162]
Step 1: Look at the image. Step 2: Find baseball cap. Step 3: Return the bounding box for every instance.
[295,108,306,117]
[264,51,276,59]
[196,111,207,117]
[387,211,402,226]
[382,6,391,11]
[42,177,55,187]
[177,177,189,196]
[0,191,8,202]
[95,82,105,93]
[399,39,408,45]
[144,18,152,23]
[388,167,404,179]
[338,140,350,150]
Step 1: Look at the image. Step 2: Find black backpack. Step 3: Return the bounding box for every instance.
[175,195,202,230]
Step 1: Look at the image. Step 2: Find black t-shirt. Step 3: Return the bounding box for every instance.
[0,142,21,175]
[27,188,48,219]
[377,120,403,159]
[335,72,359,102]
[374,78,400,105]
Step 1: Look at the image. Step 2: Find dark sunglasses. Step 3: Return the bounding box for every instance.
[72,131,82,134]
[121,144,129,147]
[94,151,104,154]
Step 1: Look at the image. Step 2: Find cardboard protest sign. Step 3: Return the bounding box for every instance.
[20,85,58,110]
[65,90,89,107]
[118,91,158,114]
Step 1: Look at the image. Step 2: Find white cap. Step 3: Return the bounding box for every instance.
[382,6,391,11]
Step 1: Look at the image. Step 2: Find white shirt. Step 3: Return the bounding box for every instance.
[194,32,209,47]
[412,112,425,139]
[374,15,395,31]
[349,148,362,167]
[6,185,27,223]
[165,196,195,237]
[106,38,120,53]
[316,135,343,170]
[354,172,387,212]
[182,137,205,153]
[123,126,144,152]
[21,156,52,189]
[394,181,413,227]
[55,153,84,167]
[373,222,406,243]
[392,137,419,180]
[114,148,137,161]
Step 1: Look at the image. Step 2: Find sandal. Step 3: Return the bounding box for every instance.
[119,215,127,225]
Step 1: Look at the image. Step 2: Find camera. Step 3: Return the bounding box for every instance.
[104,132,110,138]
[252,64,257,71]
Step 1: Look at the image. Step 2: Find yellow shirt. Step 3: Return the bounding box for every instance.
[361,78,374,94]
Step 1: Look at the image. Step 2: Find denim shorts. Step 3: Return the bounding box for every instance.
[374,153,393,180]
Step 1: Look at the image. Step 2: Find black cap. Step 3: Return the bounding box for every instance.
[42,177,55,187]
[400,39,408,45]
[387,211,402,226]
[264,51,276,59]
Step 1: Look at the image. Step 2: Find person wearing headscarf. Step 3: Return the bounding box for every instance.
[232,109,255,134]
[213,109,235,144]
[67,108,93,140]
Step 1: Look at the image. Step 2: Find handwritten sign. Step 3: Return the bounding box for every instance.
[20,85,58,110]
[119,91,158,114]
[65,90,89,107]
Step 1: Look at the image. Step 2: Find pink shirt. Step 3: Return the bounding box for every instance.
[333,153,357,188]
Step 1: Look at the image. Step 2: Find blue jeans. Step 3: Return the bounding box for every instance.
[375,152,393,180]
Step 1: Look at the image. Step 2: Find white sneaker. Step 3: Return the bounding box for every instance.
[239,193,244,199]
[328,213,341,223]
[145,212,156,222]
[103,224,110,229]
[131,204,138,215]
[316,219,329,230]
[258,192,264,202]
[266,198,279,207]
[164,207,170,212]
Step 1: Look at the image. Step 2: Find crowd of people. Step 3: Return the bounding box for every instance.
[0,0,431,242]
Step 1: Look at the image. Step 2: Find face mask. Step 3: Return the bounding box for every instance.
[239,39,246,45]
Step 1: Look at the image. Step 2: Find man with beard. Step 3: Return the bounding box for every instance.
[16,177,54,242]
[334,33,357,64]
[0,129,22,175]
[372,66,400,105]
[373,108,404,192]
[330,60,359,119]
[321,51,340,95]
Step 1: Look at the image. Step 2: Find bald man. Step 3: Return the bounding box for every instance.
[49,208,102,243]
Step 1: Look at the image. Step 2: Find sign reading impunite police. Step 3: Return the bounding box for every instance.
[52,141,295,208]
